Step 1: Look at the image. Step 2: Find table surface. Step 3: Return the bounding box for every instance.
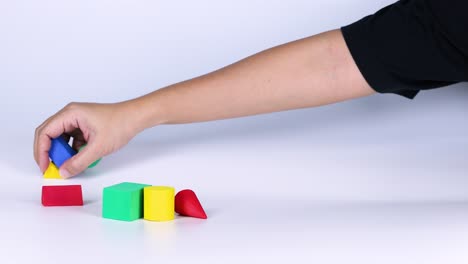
[2,191,468,264]
[2,92,468,264]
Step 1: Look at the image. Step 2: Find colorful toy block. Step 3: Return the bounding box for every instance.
[143,186,175,222]
[49,136,76,168]
[42,185,84,206]
[43,162,62,179]
[78,144,101,168]
[175,189,207,219]
[102,182,151,221]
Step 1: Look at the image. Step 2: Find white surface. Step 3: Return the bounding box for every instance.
[3,191,468,263]
[1,0,468,263]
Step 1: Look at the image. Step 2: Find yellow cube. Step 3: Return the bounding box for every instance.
[144,186,175,221]
[43,162,62,179]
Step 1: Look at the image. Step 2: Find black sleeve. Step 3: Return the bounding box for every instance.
[341,0,468,99]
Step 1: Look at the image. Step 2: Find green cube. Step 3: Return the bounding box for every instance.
[102,182,151,221]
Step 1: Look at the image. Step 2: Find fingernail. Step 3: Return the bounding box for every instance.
[59,168,72,179]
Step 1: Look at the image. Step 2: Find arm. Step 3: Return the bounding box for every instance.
[34,29,374,178]
[129,29,373,129]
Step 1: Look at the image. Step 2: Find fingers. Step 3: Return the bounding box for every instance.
[59,142,101,178]
[34,118,63,173]
[34,104,84,173]
[36,134,53,173]
[34,114,55,168]
[34,106,69,170]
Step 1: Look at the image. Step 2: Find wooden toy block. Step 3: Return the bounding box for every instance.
[79,144,101,168]
[102,182,151,221]
[43,162,62,179]
[49,136,76,168]
[42,185,84,206]
[143,186,175,222]
[175,189,207,219]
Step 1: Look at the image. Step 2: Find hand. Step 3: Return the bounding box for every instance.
[34,102,139,178]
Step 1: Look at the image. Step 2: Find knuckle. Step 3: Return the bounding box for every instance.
[35,126,45,139]
[66,102,77,107]
[65,102,80,111]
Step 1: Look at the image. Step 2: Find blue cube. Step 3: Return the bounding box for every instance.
[49,137,77,167]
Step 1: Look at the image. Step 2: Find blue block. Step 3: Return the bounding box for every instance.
[49,137,77,168]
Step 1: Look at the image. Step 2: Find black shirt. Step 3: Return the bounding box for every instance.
[341,0,468,99]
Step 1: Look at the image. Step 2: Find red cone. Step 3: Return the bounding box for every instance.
[175,189,207,219]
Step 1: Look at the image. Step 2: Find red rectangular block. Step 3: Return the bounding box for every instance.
[42,185,84,206]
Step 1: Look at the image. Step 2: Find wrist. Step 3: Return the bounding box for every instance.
[119,93,168,134]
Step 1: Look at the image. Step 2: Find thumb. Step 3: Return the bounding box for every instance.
[59,144,101,178]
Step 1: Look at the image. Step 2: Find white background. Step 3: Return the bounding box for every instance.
[1,0,468,263]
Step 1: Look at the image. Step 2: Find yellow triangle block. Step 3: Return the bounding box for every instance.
[43,162,62,179]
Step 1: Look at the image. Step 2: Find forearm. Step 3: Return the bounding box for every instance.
[127,29,374,131]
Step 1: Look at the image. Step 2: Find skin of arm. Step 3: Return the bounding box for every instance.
[34,29,375,178]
